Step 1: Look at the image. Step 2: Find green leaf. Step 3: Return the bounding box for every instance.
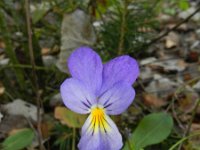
[2,128,35,150]
[178,1,189,11]
[123,112,173,150]
[32,2,51,24]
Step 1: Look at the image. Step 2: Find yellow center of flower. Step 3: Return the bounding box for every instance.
[89,106,111,134]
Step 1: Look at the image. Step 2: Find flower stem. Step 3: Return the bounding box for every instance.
[72,128,76,150]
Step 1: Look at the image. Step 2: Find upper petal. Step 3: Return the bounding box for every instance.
[60,78,96,114]
[98,82,135,115]
[68,47,103,95]
[100,55,139,94]
[78,114,122,150]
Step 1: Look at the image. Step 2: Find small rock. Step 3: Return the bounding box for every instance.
[139,67,153,81]
[151,59,188,72]
[42,55,57,67]
[193,81,200,92]
[56,9,96,73]
[49,93,62,107]
[140,57,157,66]
[0,58,9,66]
[3,99,43,122]
[0,112,3,123]
[145,75,179,97]
[190,41,200,49]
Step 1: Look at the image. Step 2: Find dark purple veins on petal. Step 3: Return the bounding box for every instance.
[104,102,113,109]
[103,99,110,106]
[99,115,107,133]
[81,101,90,109]
[86,99,92,106]
[79,106,88,111]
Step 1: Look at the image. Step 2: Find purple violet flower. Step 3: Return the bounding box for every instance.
[60,47,139,150]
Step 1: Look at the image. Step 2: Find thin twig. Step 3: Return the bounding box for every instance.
[146,6,200,46]
[186,98,200,135]
[118,0,128,55]
[25,0,44,149]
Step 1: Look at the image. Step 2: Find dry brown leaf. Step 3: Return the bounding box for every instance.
[179,114,191,122]
[191,123,200,131]
[177,59,188,69]
[187,51,199,62]
[142,93,166,108]
[167,23,188,31]
[54,106,87,128]
[9,128,28,136]
[0,82,5,96]
[165,39,176,49]
[41,122,54,139]
[177,90,199,114]
[41,47,50,55]
[0,115,28,137]
[165,32,179,49]
[0,40,5,49]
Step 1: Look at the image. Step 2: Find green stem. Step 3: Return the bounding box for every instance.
[118,0,128,55]
[127,138,134,150]
[4,64,52,70]
[169,132,200,150]
[0,9,25,89]
[72,128,76,150]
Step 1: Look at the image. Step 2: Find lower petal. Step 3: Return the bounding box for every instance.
[78,113,122,150]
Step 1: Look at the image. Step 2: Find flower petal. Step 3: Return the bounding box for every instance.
[98,82,135,115]
[78,114,122,150]
[100,55,139,94]
[60,78,96,114]
[68,47,103,95]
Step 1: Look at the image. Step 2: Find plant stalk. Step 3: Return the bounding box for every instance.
[25,0,44,149]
